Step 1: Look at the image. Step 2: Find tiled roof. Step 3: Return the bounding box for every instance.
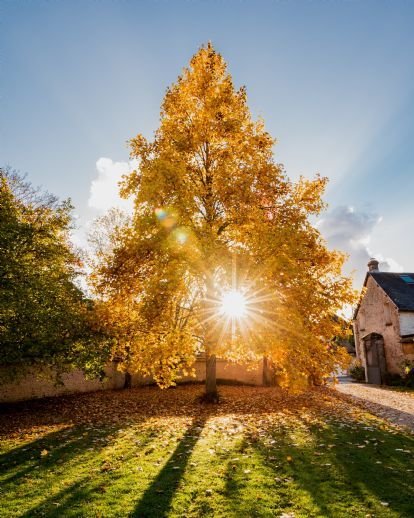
[370,272,414,311]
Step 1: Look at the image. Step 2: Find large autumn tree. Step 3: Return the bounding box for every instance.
[90,43,355,398]
[0,168,109,380]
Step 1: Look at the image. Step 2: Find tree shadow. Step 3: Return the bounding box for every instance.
[20,478,92,518]
[0,425,116,484]
[239,417,414,517]
[3,385,414,516]
[132,416,206,518]
[0,422,160,517]
[0,426,117,513]
[14,417,205,518]
[333,388,414,431]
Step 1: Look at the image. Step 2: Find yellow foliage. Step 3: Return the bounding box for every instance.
[89,43,357,389]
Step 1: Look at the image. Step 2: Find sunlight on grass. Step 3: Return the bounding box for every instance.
[1,386,413,517]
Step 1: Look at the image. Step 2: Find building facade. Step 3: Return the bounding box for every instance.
[353,259,414,383]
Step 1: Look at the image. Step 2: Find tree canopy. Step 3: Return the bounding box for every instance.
[90,43,356,391]
[0,168,109,378]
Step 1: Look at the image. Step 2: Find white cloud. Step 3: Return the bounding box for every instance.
[88,157,136,213]
[317,206,403,286]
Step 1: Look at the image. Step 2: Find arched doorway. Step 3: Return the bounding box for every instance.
[363,333,387,384]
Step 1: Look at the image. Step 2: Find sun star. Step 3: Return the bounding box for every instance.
[220,290,247,319]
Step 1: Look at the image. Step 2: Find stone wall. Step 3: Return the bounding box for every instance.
[0,363,125,403]
[0,359,264,403]
[216,359,263,385]
[180,358,263,386]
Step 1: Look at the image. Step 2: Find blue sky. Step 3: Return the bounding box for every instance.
[2,0,414,285]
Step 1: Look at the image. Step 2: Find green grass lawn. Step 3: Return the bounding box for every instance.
[0,385,413,517]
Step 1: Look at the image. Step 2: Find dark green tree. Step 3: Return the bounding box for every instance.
[0,168,109,379]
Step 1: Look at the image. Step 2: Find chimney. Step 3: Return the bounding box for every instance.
[368,258,379,272]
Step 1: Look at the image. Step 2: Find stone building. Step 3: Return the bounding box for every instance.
[353,258,414,384]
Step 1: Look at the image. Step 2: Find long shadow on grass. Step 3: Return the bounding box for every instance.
[240,417,414,517]
[0,425,115,485]
[20,477,92,518]
[0,425,123,517]
[14,426,161,518]
[132,416,206,518]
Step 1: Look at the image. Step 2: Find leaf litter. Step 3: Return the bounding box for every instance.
[1,385,413,517]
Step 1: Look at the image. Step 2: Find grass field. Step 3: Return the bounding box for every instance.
[1,385,413,517]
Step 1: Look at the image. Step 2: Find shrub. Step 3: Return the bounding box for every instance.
[349,360,365,382]
[382,361,414,388]
[401,360,414,388]
[383,373,403,386]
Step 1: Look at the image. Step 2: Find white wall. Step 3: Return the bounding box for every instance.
[400,312,414,336]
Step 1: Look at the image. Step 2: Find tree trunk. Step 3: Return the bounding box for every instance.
[262,356,275,386]
[203,272,219,402]
[205,353,217,400]
[124,371,132,389]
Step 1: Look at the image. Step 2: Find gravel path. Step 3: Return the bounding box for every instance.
[335,378,414,432]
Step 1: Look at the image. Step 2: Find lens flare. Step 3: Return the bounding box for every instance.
[220,290,247,318]
[175,229,188,244]
[155,208,167,220]
[155,207,176,228]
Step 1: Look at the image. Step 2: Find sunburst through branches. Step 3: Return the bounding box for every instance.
[198,262,283,356]
[219,290,247,319]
